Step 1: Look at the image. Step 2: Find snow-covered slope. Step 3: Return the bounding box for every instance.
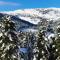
[2,8,60,24]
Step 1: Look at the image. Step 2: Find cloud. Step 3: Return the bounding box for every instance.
[0,1,20,6]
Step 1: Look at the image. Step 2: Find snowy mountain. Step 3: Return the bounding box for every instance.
[1,8,60,32]
[2,8,60,24]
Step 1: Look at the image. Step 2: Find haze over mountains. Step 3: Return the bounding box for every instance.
[1,8,60,32]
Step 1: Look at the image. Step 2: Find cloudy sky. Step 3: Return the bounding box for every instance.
[0,0,60,11]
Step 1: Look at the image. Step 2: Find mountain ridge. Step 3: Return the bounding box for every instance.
[0,8,60,32]
[1,8,60,24]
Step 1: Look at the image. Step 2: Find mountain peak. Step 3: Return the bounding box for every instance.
[1,8,60,24]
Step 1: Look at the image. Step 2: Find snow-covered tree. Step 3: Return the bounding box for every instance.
[37,30,47,60]
[37,24,59,60]
[0,15,19,60]
[55,25,60,60]
[18,32,36,60]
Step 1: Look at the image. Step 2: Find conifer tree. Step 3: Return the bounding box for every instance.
[37,26,57,60]
[54,25,60,60]
[0,15,19,60]
[37,30,47,60]
[47,25,60,60]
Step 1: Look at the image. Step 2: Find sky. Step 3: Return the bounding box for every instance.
[0,0,60,11]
